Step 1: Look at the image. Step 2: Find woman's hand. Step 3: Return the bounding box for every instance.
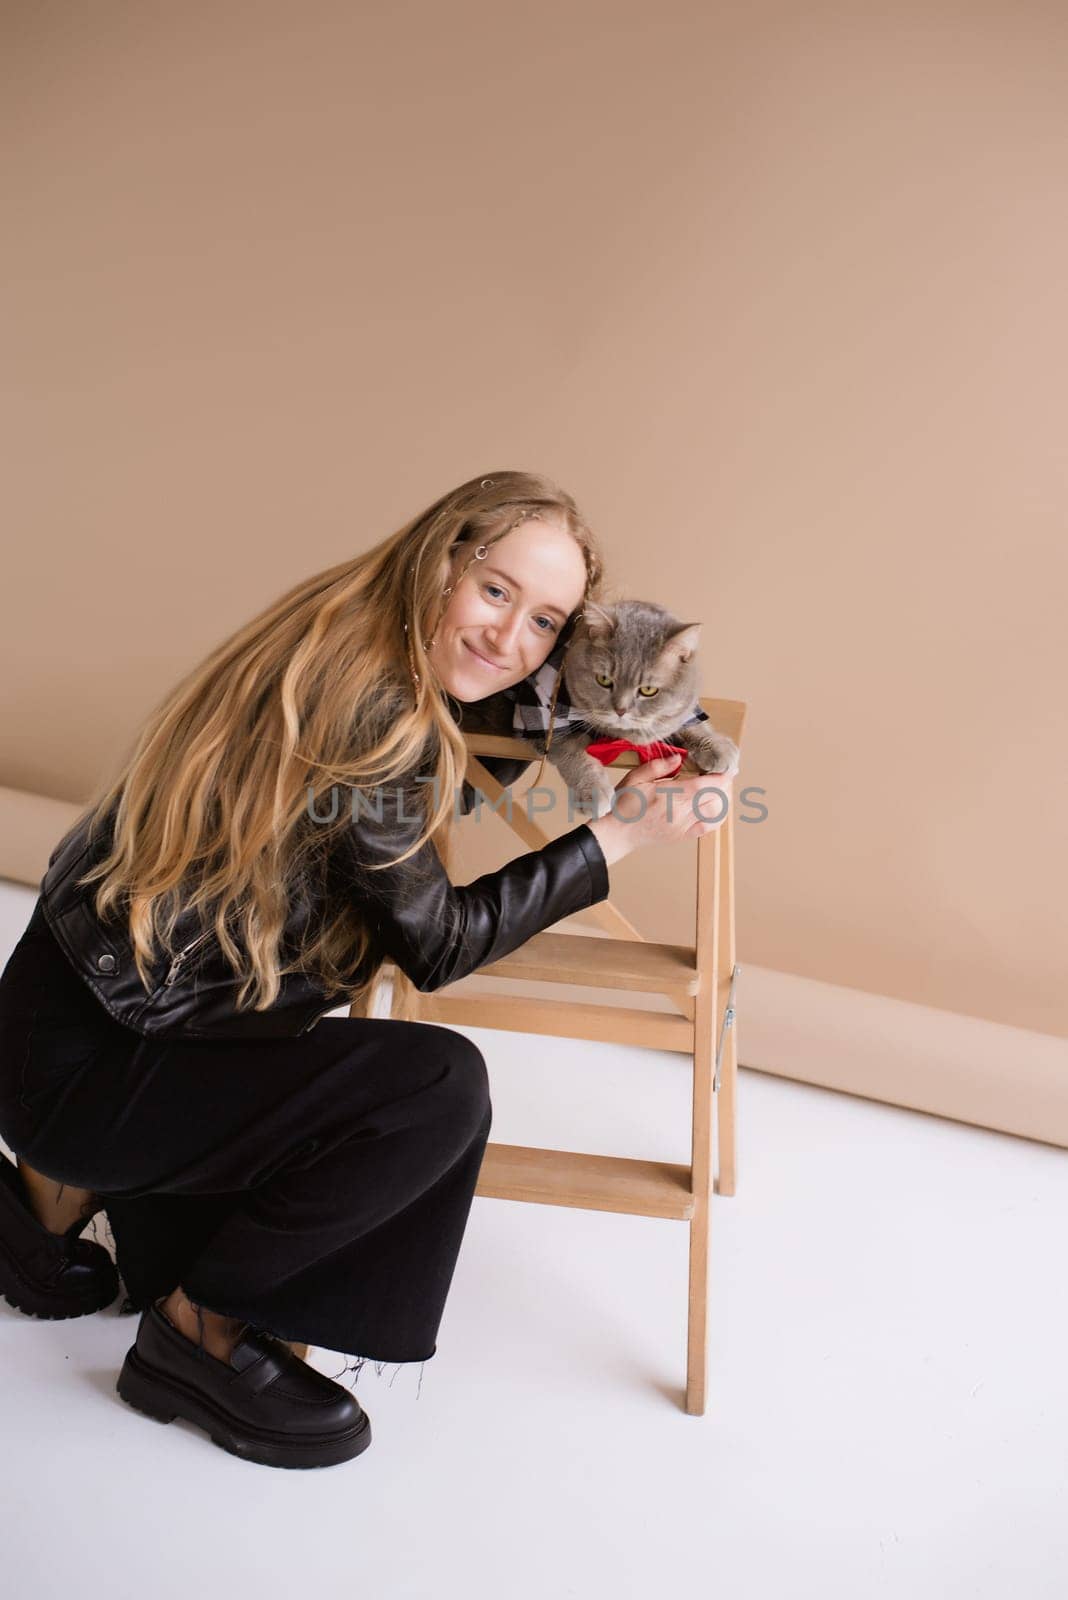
[585,754,735,866]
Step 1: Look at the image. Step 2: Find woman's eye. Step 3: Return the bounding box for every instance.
[485,584,556,632]
[637,685,659,697]
[594,672,614,688]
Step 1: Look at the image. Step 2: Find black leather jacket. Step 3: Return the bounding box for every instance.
[36,742,609,1041]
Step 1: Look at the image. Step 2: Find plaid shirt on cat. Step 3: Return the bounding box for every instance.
[502,637,710,742]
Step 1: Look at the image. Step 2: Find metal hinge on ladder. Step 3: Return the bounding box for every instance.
[714,964,741,1093]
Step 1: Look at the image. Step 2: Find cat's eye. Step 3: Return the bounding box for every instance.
[637,686,659,698]
[594,672,614,688]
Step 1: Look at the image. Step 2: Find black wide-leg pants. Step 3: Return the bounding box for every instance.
[0,899,492,1364]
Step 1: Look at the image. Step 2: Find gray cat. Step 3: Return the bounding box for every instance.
[535,599,740,813]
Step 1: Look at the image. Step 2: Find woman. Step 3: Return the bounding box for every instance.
[0,470,732,1469]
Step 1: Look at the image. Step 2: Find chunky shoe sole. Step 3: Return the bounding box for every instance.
[0,1237,120,1320]
[116,1344,373,1469]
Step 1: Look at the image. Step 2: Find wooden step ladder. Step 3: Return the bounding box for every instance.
[367,695,746,1415]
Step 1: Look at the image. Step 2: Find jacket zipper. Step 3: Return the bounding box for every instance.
[164,928,212,986]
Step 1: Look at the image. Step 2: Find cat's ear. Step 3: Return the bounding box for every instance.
[662,622,702,664]
[580,600,617,641]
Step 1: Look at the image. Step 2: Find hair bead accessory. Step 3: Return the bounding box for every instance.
[403,620,423,689]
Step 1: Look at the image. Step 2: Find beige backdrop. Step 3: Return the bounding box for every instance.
[2,2,1064,1056]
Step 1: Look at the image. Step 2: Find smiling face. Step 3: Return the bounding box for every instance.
[426,516,588,701]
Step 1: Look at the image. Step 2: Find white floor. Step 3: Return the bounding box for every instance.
[1,878,1065,1599]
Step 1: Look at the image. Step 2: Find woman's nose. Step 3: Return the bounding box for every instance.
[487,613,525,654]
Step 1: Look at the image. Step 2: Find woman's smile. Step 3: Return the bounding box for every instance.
[463,640,508,671]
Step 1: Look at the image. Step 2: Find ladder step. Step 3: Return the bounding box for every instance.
[472,931,700,996]
[476,1142,695,1220]
[418,993,695,1052]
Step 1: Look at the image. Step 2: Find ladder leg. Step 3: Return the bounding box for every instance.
[716,806,739,1197]
[687,825,719,1415]
[685,1190,710,1414]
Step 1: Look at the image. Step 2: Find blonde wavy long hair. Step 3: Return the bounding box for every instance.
[73,470,607,1025]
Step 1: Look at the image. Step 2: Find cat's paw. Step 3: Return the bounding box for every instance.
[690,735,740,777]
[568,771,616,816]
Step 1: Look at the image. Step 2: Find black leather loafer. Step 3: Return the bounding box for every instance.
[116,1301,372,1469]
[0,1151,119,1319]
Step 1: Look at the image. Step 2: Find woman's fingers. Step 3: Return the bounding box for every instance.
[615,768,734,846]
[686,776,733,835]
